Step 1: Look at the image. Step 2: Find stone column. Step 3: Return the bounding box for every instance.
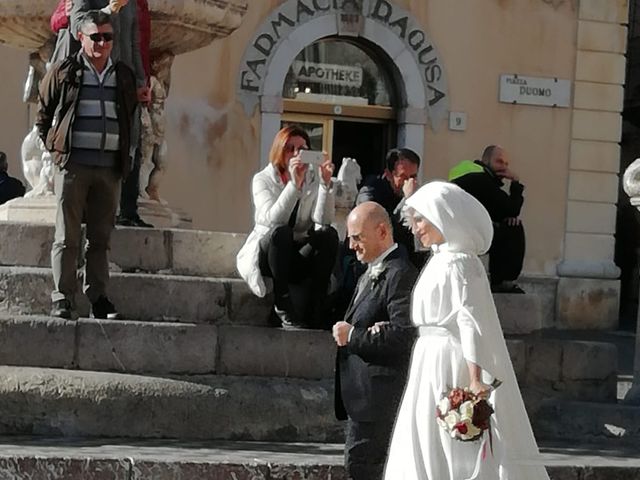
[259,96,284,168]
[623,159,640,404]
[556,0,628,329]
[397,107,427,174]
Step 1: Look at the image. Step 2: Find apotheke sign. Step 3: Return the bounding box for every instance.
[499,74,571,108]
[293,61,363,88]
[238,0,449,129]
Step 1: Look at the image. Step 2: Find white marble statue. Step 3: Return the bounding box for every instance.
[332,157,362,239]
[139,75,168,202]
[21,124,54,197]
[139,53,174,203]
[334,157,362,208]
[623,158,640,198]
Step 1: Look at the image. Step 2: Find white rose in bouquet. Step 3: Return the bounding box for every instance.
[437,397,451,416]
[444,411,460,437]
[459,400,474,421]
[459,419,482,441]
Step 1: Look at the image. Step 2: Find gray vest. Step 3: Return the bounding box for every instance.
[69,59,120,168]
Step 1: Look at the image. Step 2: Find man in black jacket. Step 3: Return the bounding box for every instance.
[450,145,526,293]
[333,201,417,480]
[356,148,420,262]
[0,152,26,205]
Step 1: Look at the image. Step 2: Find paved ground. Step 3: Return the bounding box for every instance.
[0,437,638,471]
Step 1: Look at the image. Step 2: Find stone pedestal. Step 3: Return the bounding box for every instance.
[0,196,57,223]
[555,277,621,330]
[0,195,192,229]
[137,198,192,229]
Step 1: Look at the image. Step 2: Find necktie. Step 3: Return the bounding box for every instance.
[354,269,371,302]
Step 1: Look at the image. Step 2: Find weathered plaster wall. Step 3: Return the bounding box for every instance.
[0,0,583,276]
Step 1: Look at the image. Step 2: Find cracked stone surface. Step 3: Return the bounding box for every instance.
[0,437,639,479]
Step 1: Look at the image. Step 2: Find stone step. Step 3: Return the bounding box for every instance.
[0,264,558,336]
[0,315,335,378]
[533,399,640,446]
[0,437,638,480]
[618,374,633,401]
[0,222,244,278]
[0,266,270,324]
[0,366,341,442]
[0,315,619,400]
[0,223,564,332]
[517,275,558,328]
[494,292,544,334]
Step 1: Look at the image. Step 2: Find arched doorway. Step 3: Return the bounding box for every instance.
[280,37,397,178]
[236,1,450,170]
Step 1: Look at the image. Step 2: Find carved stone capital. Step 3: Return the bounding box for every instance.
[0,0,248,54]
[623,158,640,199]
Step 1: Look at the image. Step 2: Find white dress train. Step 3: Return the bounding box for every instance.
[383,181,549,480]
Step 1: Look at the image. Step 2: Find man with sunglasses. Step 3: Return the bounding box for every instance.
[71,0,153,228]
[36,10,138,320]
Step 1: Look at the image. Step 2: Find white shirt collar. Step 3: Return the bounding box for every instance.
[81,53,113,83]
[368,243,398,269]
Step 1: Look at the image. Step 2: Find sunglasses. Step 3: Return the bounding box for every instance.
[86,32,114,43]
[284,143,308,153]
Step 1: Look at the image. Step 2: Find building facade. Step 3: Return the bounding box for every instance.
[0,0,629,327]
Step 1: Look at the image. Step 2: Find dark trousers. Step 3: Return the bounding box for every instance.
[345,417,394,480]
[51,163,120,304]
[119,144,140,219]
[489,221,526,284]
[259,225,338,323]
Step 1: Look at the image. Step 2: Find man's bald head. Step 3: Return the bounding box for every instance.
[348,202,392,230]
[347,202,394,263]
[481,144,511,178]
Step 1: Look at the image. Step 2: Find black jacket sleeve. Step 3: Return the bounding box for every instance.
[35,65,61,145]
[347,266,417,363]
[454,173,524,221]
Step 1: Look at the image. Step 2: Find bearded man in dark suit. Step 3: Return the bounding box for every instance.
[333,201,417,480]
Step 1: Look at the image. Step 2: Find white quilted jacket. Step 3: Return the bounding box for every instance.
[236,163,335,297]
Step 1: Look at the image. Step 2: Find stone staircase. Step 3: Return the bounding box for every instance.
[526,329,640,447]
[0,222,637,476]
[0,437,638,480]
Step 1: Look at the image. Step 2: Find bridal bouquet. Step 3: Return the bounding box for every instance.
[435,387,494,441]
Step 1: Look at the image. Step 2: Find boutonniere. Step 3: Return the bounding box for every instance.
[368,263,386,288]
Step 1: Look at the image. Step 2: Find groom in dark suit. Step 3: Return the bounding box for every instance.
[333,201,418,480]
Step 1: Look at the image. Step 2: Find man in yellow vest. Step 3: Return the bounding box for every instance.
[449,145,525,293]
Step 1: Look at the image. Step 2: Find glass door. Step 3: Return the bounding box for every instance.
[281,113,393,178]
[281,114,333,157]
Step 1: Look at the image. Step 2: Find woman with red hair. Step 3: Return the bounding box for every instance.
[237,125,338,328]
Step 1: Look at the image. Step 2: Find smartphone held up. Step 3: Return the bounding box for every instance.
[299,150,325,166]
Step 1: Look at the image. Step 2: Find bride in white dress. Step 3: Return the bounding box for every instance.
[384,182,549,480]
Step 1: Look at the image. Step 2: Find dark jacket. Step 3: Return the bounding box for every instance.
[335,248,417,423]
[0,172,26,205]
[36,52,138,177]
[450,160,524,222]
[356,175,415,256]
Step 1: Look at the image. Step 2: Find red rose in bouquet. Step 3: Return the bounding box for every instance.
[447,388,466,409]
[472,399,494,430]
